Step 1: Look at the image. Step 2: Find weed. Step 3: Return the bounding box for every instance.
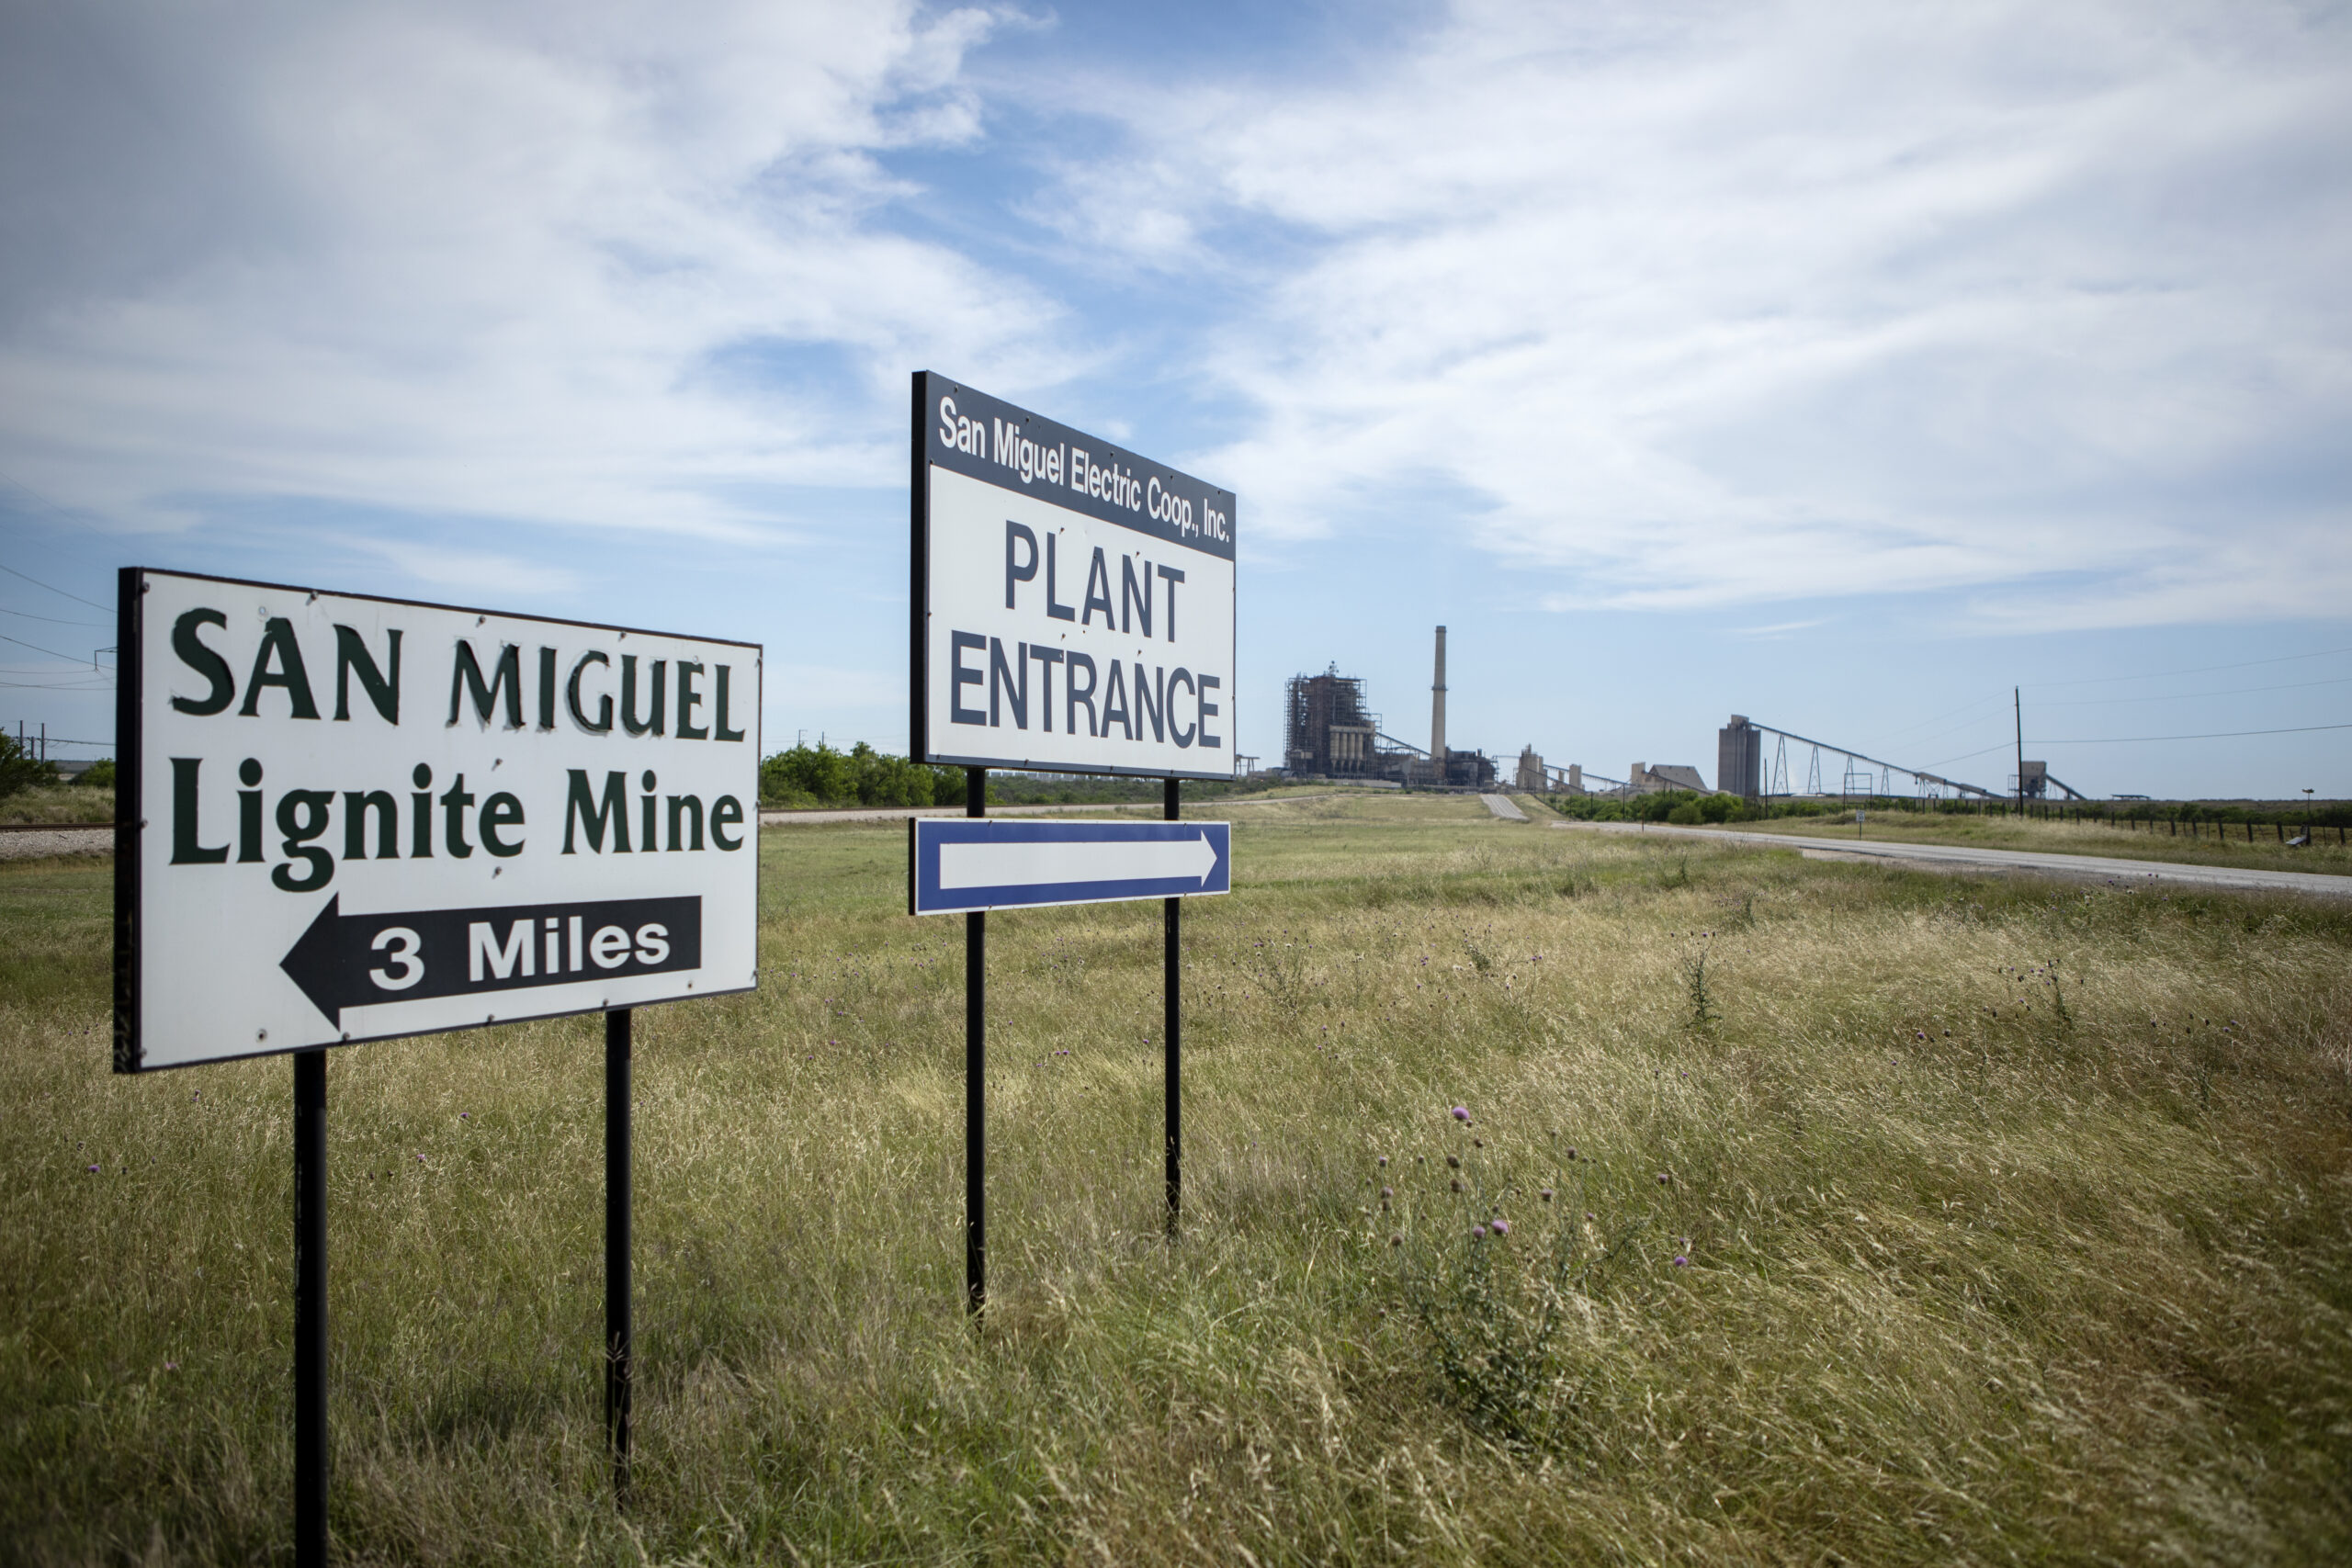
[1681,938,1717,1029]
[1383,1114,1651,1453]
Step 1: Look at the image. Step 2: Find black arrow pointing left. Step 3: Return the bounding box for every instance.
[280,894,702,1025]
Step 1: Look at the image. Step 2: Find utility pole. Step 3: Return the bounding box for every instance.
[2013,687,2024,818]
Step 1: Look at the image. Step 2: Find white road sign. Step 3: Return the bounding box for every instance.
[938,831,1220,891]
[911,373,1237,780]
[116,570,761,1071]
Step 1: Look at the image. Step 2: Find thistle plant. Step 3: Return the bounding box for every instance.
[1681,935,1718,1029]
[1378,1105,1655,1453]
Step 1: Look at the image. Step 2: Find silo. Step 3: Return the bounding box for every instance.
[1718,715,1762,800]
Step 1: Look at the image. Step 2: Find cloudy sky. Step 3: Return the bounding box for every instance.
[4,0,2348,797]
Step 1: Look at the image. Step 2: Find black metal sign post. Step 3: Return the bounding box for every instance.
[293,1049,326,1568]
[910,372,1235,1308]
[1163,778,1182,1238]
[965,768,988,1314]
[605,1008,632,1500]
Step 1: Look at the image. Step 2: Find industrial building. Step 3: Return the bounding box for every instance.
[1281,626,1495,788]
[1719,716,1764,800]
[1628,763,1709,793]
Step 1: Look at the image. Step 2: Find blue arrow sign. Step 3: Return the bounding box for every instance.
[910,818,1231,915]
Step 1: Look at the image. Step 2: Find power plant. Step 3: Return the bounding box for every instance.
[1281,626,1496,788]
[1272,636,2063,804]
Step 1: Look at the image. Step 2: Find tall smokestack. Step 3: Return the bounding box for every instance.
[1430,626,1448,770]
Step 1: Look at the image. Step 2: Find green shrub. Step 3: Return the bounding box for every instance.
[73,758,115,789]
[0,734,62,798]
[758,742,967,808]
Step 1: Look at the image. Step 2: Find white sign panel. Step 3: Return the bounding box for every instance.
[912,372,1237,780]
[116,570,761,1071]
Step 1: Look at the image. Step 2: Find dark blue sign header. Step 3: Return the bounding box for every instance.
[918,372,1236,561]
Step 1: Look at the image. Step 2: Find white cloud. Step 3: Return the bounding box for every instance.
[3,0,2345,644]
[354,539,584,600]
[0,1,1058,543]
[1020,0,2352,627]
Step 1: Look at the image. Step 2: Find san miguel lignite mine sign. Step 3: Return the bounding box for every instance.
[115,569,761,1072]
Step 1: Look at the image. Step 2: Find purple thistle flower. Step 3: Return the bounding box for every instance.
[1381,1187,1393,1200]
[1451,1106,1470,1122]
[1489,1218,1510,1236]
[1377,1156,1388,1168]
[164,1360,179,1371]
[1673,1255,1689,1267]
[1540,1189,1555,1202]
[1658,1172,1671,1184]
[1469,1226,1487,1241]
[85,1163,98,1173]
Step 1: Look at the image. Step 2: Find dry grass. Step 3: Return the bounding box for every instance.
[2,797,2348,1564]
[0,784,113,827]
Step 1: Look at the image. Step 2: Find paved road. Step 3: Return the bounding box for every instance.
[1549,818,2352,899]
[761,794,1331,828]
[1479,793,1529,821]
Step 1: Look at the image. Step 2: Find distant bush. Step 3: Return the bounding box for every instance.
[0,735,61,798]
[1545,789,1768,824]
[758,742,966,809]
[74,759,115,789]
[1541,790,2034,824]
[759,746,1266,810]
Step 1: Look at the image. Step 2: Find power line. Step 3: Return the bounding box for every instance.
[1,604,110,629]
[1934,721,2352,765]
[0,629,101,663]
[1895,709,2016,756]
[0,560,110,613]
[2035,675,2352,708]
[2025,645,2352,691]
[1877,691,2007,744]
[2032,721,2352,745]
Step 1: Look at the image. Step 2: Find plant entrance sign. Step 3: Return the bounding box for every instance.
[910,372,1236,1313]
[115,568,760,1560]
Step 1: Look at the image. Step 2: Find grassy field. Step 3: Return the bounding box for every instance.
[0,784,113,826]
[1665,806,2352,878]
[4,793,2348,1563]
